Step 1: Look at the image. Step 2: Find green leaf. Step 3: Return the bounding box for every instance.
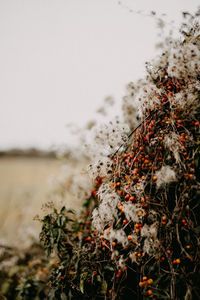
[97,275,101,282]
[67,209,75,214]
[74,258,79,272]
[80,271,88,294]
[61,292,67,300]
[104,265,114,272]
[61,206,66,213]
[194,226,200,235]
[100,280,107,295]
[68,289,72,300]
[8,265,22,277]
[48,288,56,300]
[61,216,67,226]
[57,228,62,243]
[80,279,84,294]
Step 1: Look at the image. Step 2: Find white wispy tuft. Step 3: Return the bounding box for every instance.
[156,166,177,188]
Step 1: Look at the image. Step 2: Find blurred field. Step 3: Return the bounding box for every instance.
[0,157,62,247]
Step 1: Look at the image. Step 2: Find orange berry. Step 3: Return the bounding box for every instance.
[112,242,116,247]
[167,92,173,97]
[153,175,157,182]
[139,282,144,287]
[147,289,153,296]
[147,279,153,285]
[166,249,171,254]
[123,219,128,225]
[128,235,132,240]
[176,258,181,264]
[161,256,165,262]
[118,204,123,211]
[109,289,112,294]
[186,245,190,249]
[162,215,167,221]
[138,210,143,217]
[135,223,140,229]
[142,276,148,281]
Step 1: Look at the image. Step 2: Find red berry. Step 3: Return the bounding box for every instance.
[129,196,135,202]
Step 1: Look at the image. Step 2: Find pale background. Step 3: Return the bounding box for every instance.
[0,0,199,150]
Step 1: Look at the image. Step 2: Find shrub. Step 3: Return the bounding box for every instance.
[38,11,200,300]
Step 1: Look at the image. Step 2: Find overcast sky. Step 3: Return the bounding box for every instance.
[0,0,199,149]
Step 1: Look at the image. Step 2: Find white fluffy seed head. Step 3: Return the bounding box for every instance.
[156,166,177,188]
[163,132,181,163]
[92,185,120,231]
[123,202,145,223]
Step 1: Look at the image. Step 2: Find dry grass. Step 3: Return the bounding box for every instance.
[0,157,62,247]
